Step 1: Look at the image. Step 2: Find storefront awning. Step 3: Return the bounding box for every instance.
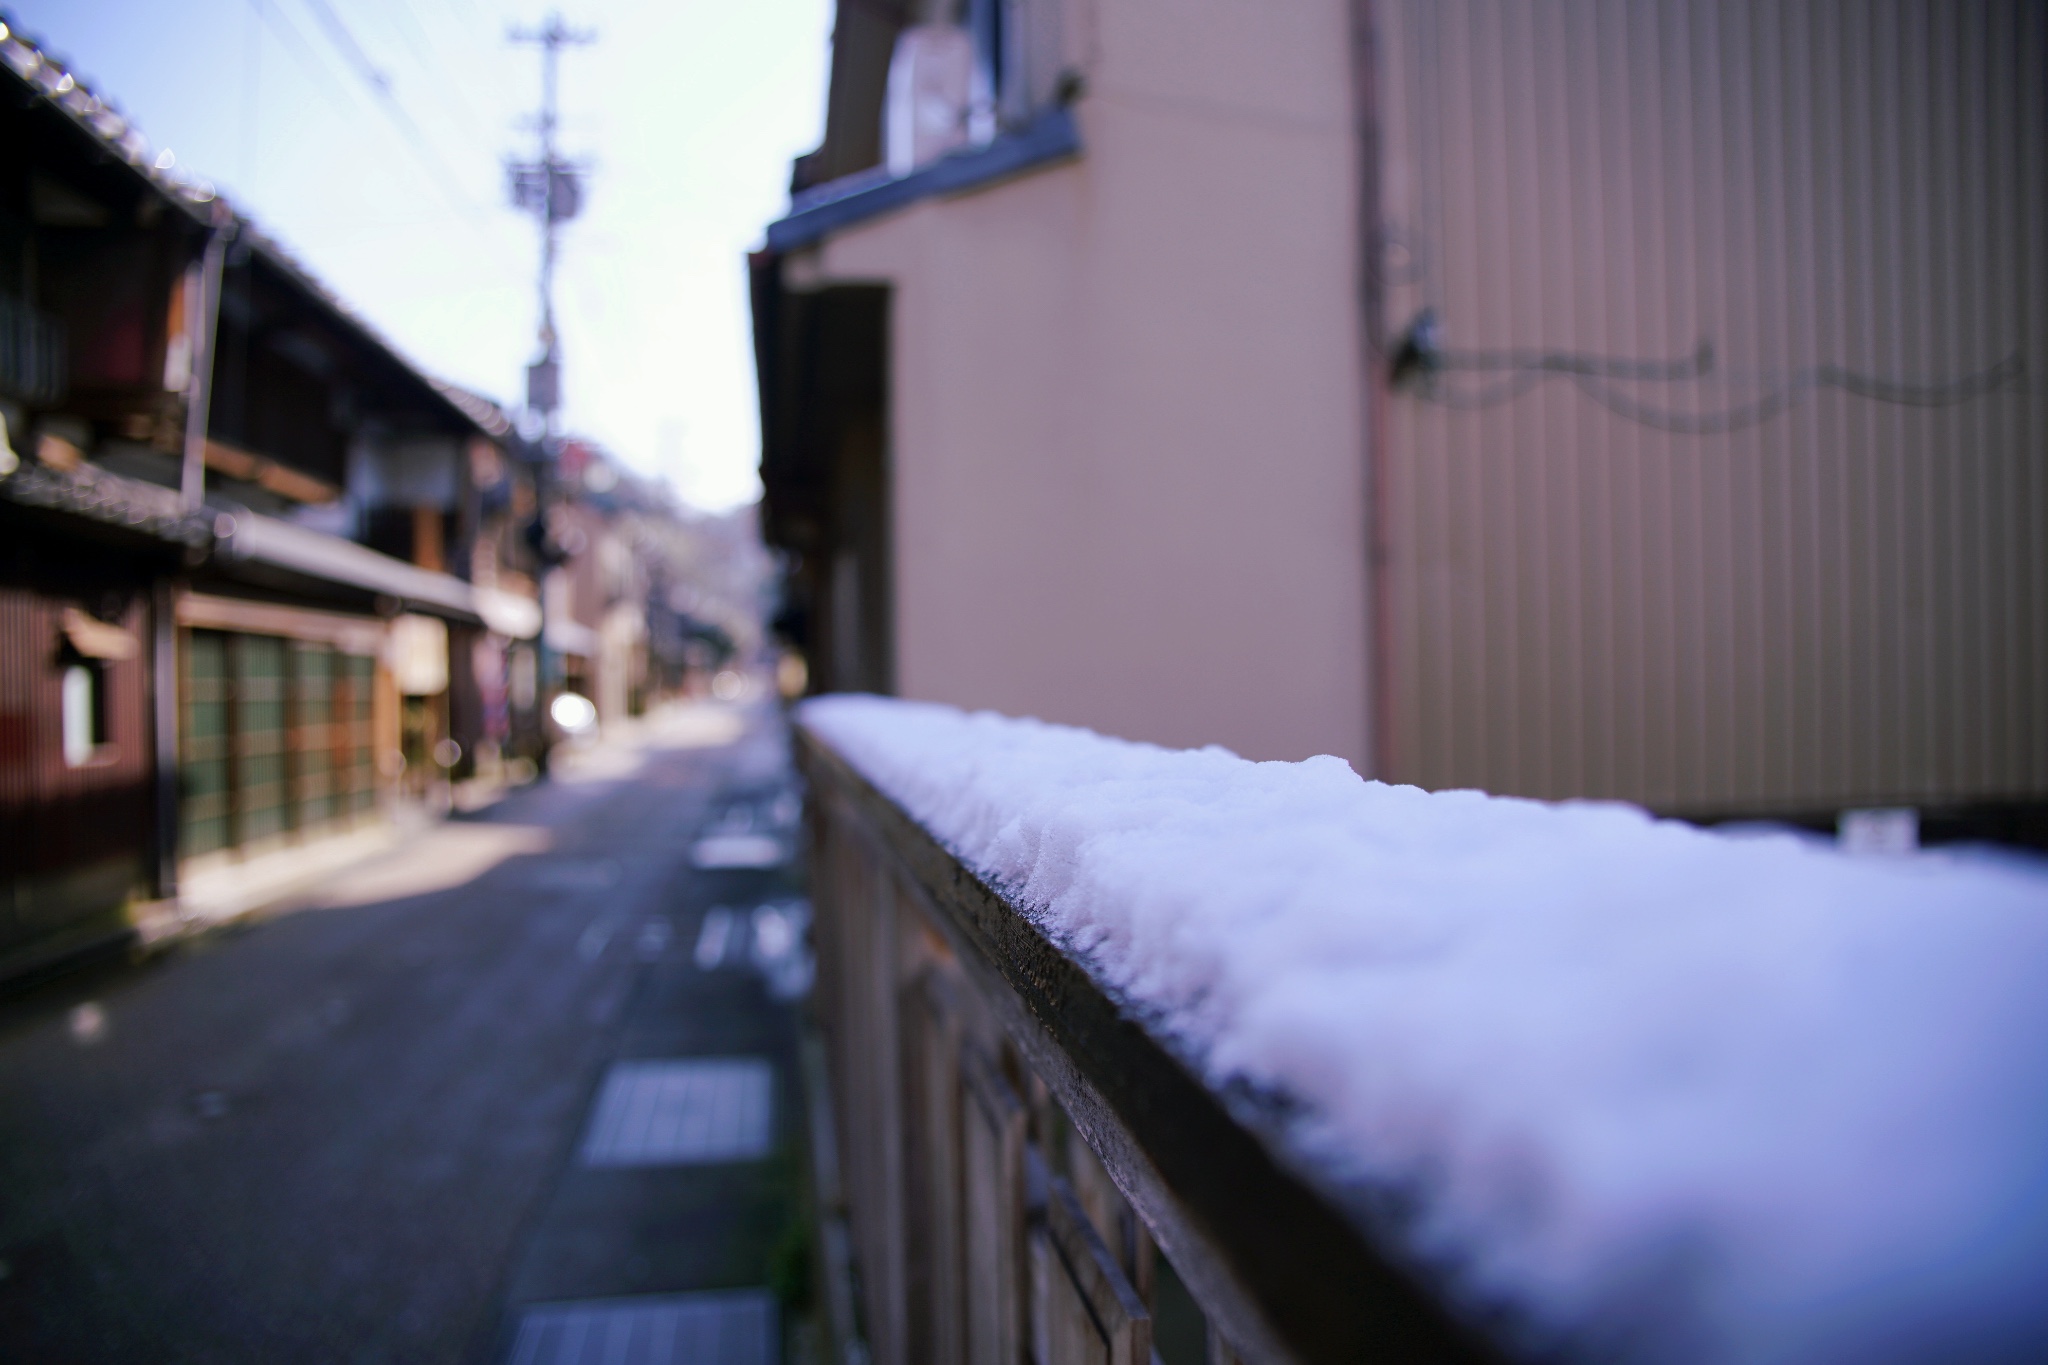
[213,511,483,626]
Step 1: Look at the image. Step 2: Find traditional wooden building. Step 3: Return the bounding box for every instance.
[0,20,542,979]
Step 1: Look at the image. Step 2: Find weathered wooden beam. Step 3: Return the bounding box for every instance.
[798,727,1502,1365]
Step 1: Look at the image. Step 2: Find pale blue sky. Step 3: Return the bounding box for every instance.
[13,0,832,511]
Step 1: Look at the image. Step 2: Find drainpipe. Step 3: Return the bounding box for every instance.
[179,209,233,512]
[1350,0,1392,780]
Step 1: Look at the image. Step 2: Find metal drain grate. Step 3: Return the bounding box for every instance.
[507,1289,777,1365]
[580,1058,774,1166]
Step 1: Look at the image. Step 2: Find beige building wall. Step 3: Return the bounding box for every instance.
[794,0,1372,766]
[1374,0,2048,813]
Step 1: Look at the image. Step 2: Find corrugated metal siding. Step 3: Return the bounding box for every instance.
[1373,0,2047,812]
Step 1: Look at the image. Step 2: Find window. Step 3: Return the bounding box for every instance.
[60,661,107,766]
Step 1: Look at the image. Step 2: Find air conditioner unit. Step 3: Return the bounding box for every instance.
[885,24,974,177]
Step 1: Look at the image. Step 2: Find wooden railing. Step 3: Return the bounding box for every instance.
[0,290,66,405]
[797,726,1502,1365]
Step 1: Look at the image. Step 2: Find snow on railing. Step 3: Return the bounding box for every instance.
[799,695,2048,1365]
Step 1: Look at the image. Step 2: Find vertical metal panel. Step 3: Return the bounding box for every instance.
[1375,0,2047,812]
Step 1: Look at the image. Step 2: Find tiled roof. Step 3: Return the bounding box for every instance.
[0,462,214,547]
[0,13,219,215]
[0,11,514,439]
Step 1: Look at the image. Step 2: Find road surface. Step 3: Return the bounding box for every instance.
[0,703,809,1365]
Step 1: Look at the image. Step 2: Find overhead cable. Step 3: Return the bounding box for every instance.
[1391,311,2027,434]
[292,0,493,226]
[246,0,365,124]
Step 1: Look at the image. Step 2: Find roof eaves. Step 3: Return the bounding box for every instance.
[430,379,517,439]
[0,13,513,444]
[214,510,483,624]
[0,462,215,547]
[237,230,510,442]
[0,14,221,221]
[765,105,1081,253]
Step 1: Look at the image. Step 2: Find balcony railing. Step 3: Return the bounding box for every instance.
[795,697,2048,1365]
[0,291,67,406]
[796,720,1495,1365]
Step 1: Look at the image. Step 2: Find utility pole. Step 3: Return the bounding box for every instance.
[507,13,593,774]
[507,12,593,437]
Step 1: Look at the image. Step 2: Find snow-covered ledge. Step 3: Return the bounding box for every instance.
[796,696,2048,1365]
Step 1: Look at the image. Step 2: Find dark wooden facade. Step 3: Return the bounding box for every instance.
[0,505,176,972]
[0,21,519,980]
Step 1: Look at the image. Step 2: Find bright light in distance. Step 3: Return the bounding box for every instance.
[550,692,598,734]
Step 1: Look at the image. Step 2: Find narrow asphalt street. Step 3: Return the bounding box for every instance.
[0,703,810,1365]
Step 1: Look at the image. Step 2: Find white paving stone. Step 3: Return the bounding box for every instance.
[580,1058,774,1167]
[507,1290,776,1365]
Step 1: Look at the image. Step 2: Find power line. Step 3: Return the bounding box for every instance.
[1567,353,2025,435]
[1391,311,2027,434]
[385,0,445,73]
[295,0,389,94]
[385,0,498,152]
[290,0,496,229]
[246,0,367,126]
